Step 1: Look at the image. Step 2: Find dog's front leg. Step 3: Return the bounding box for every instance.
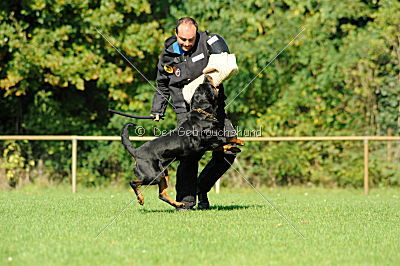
[229,138,245,146]
[158,172,186,208]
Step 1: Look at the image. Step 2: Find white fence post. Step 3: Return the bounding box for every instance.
[215,179,220,194]
[364,138,369,195]
[72,136,77,193]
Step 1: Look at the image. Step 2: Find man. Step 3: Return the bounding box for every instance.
[151,17,236,210]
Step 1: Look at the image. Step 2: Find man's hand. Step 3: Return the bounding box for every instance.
[152,114,160,122]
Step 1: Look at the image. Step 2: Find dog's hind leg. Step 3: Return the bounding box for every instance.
[158,171,186,208]
[129,180,144,205]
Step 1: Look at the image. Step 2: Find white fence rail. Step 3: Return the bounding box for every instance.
[1,135,400,194]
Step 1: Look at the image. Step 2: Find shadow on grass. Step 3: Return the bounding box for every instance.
[139,208,176,213]
[139,204,263,213]
[210,204,263,211]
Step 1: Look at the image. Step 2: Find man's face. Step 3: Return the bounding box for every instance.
[176,24,197,52]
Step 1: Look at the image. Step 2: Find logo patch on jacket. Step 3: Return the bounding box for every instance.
[164,65,173,74]
[173,66,181,77]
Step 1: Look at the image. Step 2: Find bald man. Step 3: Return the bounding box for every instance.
[151,17,235,211]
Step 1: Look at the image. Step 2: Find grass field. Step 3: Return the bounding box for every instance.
[1,185,399,265]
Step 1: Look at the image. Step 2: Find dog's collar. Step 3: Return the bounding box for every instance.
[192,108,218,121]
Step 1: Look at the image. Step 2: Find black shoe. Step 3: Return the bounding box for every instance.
[197,193,210,210]
[175,202,194,212]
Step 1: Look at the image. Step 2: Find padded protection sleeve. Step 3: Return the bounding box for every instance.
[207,34,230,54]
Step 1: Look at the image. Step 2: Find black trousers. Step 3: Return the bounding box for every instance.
[175,112,236,207]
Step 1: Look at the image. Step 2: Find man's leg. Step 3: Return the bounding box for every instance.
[175,110,203,210]
[196,117,238,209]
[175,152,204,210]
[197,151,236,209]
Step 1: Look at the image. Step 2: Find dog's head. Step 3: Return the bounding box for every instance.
[205,75,219,98]
[190,75,218,113]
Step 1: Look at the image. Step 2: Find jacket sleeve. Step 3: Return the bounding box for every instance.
[207,34,230,54]
[151,60,170,115]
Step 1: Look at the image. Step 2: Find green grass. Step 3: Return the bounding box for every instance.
[1,186,399,265]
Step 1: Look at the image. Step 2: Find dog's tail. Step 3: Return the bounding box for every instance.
[121,123,137,158]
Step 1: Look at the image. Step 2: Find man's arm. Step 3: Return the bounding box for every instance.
[203,33,237,88]
[205,33,236,113]
[206,33,230,54]
[151,61,170,121]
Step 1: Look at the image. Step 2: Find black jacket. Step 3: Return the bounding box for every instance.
[151,31,229,116]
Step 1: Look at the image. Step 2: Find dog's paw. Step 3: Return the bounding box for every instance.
[175,201,186,208]
[137,196,144,205]
[229,138,245,146]
[218,144,241,154]
[226,146,241,154]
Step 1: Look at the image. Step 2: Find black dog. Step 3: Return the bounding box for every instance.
[121,76,243,208]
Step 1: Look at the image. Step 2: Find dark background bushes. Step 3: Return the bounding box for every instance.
[1,0,399,188]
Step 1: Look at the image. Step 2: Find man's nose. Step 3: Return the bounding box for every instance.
[184,40,190,46]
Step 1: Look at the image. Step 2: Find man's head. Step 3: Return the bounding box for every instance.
[175,17,198,52]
